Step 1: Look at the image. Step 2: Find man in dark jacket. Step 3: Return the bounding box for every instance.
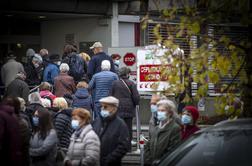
[5,71,30,103]
[110,67,140,148]
[87,42,115,79]
[92,96,129,166]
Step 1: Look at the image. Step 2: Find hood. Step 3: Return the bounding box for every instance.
[40,90,53,97]
[75,88,89,99]
[183,106,199,123]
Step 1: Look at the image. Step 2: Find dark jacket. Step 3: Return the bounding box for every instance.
[18,116,31,166]
[53,109,74,149]
[110,78,140,118]
[24,62,42,86]
[92,115,129,166]
[144,120,181,164]
[54,73,76,97]
[0,105,22,166]
[87,52,115,79]
[72,88,92,111]
[6,78,30,102]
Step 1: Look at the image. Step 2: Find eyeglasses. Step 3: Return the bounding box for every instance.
[101,105,112,109]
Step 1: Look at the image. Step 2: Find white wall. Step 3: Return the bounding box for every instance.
[41,17,112,55]
[119,22,135,47]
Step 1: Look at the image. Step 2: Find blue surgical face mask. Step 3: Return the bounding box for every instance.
[157,111,167,121]
[114,60,120,66]
[181,115,192,125]
[150,105,158,113]
[71,120,79,130]
[32,116,39,126]
[100,109,110,118]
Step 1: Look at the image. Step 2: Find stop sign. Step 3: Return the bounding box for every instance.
[123,53,136,66]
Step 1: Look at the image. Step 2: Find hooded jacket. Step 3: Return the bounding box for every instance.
[181,106,200,141]
[72,88,92,111]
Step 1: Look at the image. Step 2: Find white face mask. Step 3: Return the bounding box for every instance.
[56,61,61,66]
[100,109,110,118]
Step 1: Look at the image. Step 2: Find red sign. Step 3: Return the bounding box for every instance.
[123,53,136,66]
[139,64,172,82]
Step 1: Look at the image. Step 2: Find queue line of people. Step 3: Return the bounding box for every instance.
[0,41,202,166]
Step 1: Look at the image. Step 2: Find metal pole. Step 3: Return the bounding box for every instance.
[136,105,141,151]
[140,134,145,166]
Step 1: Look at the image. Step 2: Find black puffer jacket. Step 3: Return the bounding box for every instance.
[92,115,129,166]
[110,78,140,118]
[53,109,74,149]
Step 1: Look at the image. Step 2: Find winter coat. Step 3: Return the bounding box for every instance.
[64,124,100,166]
[53,109,74,149]
[92,115,129,166]
[6,78,30,102]
[89,71,118,103]
[43,63,59,85]
[0,105,22,166]
[30,129,58,166]
[87,52,115,79]
[144,120,181,164]
[72,88,92,111]
[54,73,76,97]
[24,62,42,86]
[110,78,140,118]
[1,59,25,87]
[18,116,31,166]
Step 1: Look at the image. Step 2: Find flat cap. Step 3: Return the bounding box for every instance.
[99,96,119,107]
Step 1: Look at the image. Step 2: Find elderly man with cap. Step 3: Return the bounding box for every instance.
[43,53,60,85]
[25,53,43,86]
[5,71,30,102]
[89,60,118,119]
[92,96,130,166]
[1,51,25,87]
[87,41,115,79]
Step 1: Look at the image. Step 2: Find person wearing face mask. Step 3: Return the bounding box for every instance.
[149,94,167,139]
[92,96,130,166]
[29,109,58,166]
[145,99,181,165]
[25,53,43,86]
[64,108,100,166]
[111,54,121,75]
[181,106,200,141]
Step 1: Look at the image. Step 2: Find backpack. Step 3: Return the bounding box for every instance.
[68,53,85,82]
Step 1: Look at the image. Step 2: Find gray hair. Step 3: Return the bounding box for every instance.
[157,99,178,118]
[59,63,70,72]
[28,92,42,105]
[101,60,111,71]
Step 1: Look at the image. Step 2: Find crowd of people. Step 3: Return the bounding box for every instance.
[0,41,201,166]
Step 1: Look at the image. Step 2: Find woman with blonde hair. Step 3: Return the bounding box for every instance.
[64,108,100,166]
[52,97,73,152]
